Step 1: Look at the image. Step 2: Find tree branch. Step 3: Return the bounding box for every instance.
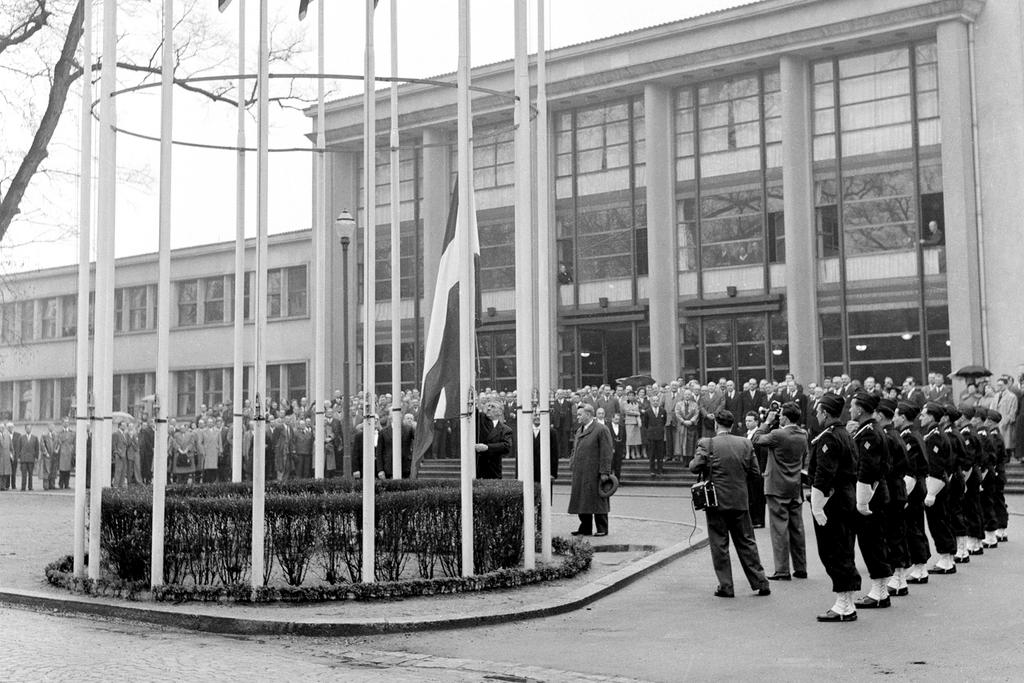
[0,0,50,58]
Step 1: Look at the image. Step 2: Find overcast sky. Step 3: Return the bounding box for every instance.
[1,0,751,274]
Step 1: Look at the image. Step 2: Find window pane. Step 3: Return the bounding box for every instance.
[287,266,307,316]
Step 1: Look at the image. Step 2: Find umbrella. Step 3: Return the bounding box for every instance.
[616,374,657,388]
[111,410,135,424]
[952,365,992,378]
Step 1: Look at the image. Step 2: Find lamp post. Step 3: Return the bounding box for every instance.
[335,209,356,478]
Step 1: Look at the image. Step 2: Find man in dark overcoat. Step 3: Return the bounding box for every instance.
[474,400,513,479]
[568,403,613,536]
[690,409,770,598]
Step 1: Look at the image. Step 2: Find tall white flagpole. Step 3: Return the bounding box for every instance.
[231,0,246,483]
[389,0,402,479]
[89,0,118,580]
[72,0,93,578]
[251,0,270,591]
[513,0,535,569]
[150,0,174,588]
[313,0,327,479]
[535,0,553,563]
[361,0,377,582]
[456,0,475,577]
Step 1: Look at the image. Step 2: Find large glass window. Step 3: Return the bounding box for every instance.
[176,371,196,417]
[19,301,34,341]
[40,298,57,339]
[177,281,198,327]
[477,331,516,392]
[1,303,17,344]
[61,295,77,337]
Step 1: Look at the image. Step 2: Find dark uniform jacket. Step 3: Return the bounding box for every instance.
[975,426,996,472]
[690,433,760,511]
[807,419,858,512]
[901,426,929,504]
[852,418,889,510]
[958,424,980,472]
[881,423,909,508]
[922,426,952,481]
[944,426,969,475]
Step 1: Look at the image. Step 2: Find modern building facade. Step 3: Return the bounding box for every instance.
[1,0,1021,422]
[318,0,1021,393]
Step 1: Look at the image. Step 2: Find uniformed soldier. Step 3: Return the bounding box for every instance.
[983,408,1009,544]
[849,391,892,609]
[942,405,970,563]
[877,398,910,597]
[921,402,956,575]
[956,405,985,557]
[973,408,999,549]
[895,401,931,585]
[808,393,861,622]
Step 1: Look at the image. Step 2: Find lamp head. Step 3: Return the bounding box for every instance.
[334,209,356,245]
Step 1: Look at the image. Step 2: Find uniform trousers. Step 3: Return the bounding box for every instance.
[766,494,806,575]
[993,461,1008,529]
[946,472,967,537]
[704,507,768,592]
[813,504,861,593]
[981,471,999,532]
[964,470,984,538]
[856,510,892,579]
[884,499,910,569]
[905,494,932,564]
[925,489,956,555]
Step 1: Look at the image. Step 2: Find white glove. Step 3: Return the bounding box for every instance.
[856,482,874,516]
[811,487,828,526]
[903,475,916,498]
[924,475,945,507]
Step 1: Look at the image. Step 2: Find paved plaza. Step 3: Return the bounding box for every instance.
[1,486,1023,681]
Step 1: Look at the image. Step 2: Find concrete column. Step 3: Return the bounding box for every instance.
[643,84,679,382]
[421,127,451,336]
[326,150,359,396]
[779,54,820,386]
[937,20,984,368]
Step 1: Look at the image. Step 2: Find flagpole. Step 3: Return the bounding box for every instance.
[250,0,270,592]
[89,0,117,580]
[535,0,553,563]
[150,0,174,589]
[231,0,246,484]
[361,0,377,582]
[456,0,474,577]
[72,0,93,578]
[389,0,402,479]
[313,0,327,479]
[513,0,535,570]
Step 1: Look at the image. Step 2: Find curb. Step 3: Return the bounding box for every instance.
[0,533,708,637]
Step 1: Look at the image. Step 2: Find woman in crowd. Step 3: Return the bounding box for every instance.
[623,388,643,460]
[675,388,701,466]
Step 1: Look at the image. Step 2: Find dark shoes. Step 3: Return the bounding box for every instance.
[931,566,957,575]
[714,587,735,598]
[755,586,771,596]
[982,541,998,549]
[593,531,608,537]
[854,595,891,609]
[906,576,929,584]
[968,548,984,556]
[887,586,909,597]
[996,534,1008,543]
[793,570,808,579]
[954,555,970,564]
[817,609,857,623]
[767,573,792,581]
[570,529,591,537]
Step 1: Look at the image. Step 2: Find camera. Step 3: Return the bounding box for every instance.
[758,400,782,430]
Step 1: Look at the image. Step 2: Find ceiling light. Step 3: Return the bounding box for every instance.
[855,344,868,352]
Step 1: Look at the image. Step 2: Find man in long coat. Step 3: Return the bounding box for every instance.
[57,418,76,489]
[0,424,13,491]
[568,403,613,536]
[40,424,59,490]
[18,424,40,491]
[475,400,513,479]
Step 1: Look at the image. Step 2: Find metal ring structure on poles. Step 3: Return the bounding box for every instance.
[89,72,536,153]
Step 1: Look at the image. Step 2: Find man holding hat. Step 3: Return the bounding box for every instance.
[895,401,932,585]
[690,409,771,598]
[876,398,910,597]
[943,405,971,563]
[849,391,893,609]
[568,402,614,537]
[920,402,956,574]
[807,392,860,621]
[956,405,986,556]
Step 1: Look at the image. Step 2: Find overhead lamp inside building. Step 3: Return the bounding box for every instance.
[772,347,783,357]
[579,352,591,358]
[855,344,868,352]
[901,333,914,341]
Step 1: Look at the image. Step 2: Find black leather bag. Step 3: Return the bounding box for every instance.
[691,437,719,511]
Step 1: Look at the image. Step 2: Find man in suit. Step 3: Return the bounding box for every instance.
[901,377,925,406]
[645,395,668,477]
[690,409,770,598]
[723,380,743,436]
[661,381,680,460]
[139,417,155,484]
[352,416,385,479]
[380,413,415,479]
[475,400,513,479]
[40,424,59,490]
[111,422,128,488]
[699,382,724,438]
[568,403,614,536]
[753,402,808,581]
[595,385,620,429]
[18,424,40,491]
[270,416,291,481]
[608,412,626,481]
[995,377,1018,462]
[740,379,767,419]
[56,418,75,489]
[525,413,558,497]
[290,418,314,479]
[550,390,574,462]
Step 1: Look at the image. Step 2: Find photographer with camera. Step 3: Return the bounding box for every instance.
[752,401,809,582]
[690,409,771,599]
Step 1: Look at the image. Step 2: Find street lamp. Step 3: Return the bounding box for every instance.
[335,209,356,478]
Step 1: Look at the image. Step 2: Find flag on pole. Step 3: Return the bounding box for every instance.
[218,0,233,11]
[411,181,479,475]
[299,0,378,20]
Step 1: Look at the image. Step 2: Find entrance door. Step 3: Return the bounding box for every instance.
[702,315,768,384]
[578,326,634,387]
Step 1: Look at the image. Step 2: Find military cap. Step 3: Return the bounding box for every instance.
[818,393,844,417]
[986,409,1002,423]
[851,391,879,413]
[960,404,976,419]
[875,398,897,419]
[896,401,920,420]
[945,404,962,421]
[923,401,946,420]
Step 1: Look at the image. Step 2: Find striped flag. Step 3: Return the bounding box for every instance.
[300,0,378,21]
[217,0,232,11]
[411,182,479,475]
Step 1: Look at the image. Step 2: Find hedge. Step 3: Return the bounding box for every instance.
[97,478,540,588]
[44,538,592,604]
